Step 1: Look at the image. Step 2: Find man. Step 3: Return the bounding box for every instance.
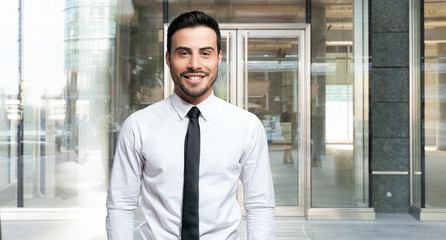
[106,11,275,240]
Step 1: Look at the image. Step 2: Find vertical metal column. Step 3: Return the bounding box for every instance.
[353,0,370,207]
[17,0,24,208]
[420,1,426,209]
[305,0,311,24]
[163,0,168,24]
[368,0,373,208]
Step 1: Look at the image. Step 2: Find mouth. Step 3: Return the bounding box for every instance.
[182,72,208,84]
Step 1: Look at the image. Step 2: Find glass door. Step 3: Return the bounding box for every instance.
[224,25,310,217]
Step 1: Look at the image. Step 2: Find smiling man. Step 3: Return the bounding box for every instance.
[106,11,275,240]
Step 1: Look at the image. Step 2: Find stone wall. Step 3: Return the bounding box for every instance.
[371,0,410,213]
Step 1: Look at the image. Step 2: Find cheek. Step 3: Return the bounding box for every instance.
[169,63,180,75]
[171,60,188,72]
[210,63,220,73]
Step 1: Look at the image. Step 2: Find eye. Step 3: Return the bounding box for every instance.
[201,51,212,57]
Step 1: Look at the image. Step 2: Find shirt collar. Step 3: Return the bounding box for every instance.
[170,91,216,121]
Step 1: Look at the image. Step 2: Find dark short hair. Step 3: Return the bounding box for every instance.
[167,11,221,54]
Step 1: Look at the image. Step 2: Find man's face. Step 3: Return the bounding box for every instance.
[166,26,222,105]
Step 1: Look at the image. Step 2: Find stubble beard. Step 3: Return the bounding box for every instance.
[171,68,218,98]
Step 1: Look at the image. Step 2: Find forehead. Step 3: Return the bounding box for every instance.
[171,26,217,49]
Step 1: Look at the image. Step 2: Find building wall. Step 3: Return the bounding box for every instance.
[371,0,410,213]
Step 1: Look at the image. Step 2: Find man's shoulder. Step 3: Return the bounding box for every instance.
[214,97,260,122]
[125,97,171,126]
[133,97,170,115]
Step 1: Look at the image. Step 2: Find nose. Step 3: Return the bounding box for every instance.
[187,54,201,70]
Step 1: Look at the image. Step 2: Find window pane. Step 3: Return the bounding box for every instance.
[244,37,300,206]
[0,0,19,207]
[423,0,446,209]
[16,0,117,208]
[117,1,164,115]
[310,0,369,207]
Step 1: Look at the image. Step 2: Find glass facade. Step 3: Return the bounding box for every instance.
[310,0,369,208]
[0,0,119,208]
[1,0,373,235]
[0,0,20,207]
[412,0,446,210]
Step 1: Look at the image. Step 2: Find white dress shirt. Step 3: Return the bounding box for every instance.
[106,92,275,240]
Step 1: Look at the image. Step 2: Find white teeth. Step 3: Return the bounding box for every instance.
[190,76,201,80]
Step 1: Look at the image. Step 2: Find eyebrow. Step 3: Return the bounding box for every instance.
[199,47,216,52]
[174,46,216,52]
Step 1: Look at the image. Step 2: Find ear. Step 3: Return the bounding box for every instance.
[218,50,222,66]
[165,50,171,68]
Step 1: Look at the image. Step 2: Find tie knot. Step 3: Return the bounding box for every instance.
[187,107,201,119]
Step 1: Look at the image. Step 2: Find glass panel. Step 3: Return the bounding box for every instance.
[117,1,164,115]
[168,0,306,23]
[311,0,369,207]
[215,33,230,101]
[423,0,446,208]
[244,37,299,206]
[11,0,118,208]
[0,0,19,207]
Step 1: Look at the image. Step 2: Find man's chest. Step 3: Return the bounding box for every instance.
[139,120,247,183]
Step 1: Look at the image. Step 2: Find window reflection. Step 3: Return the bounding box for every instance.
[310,0,369,208]
[0,0,19,207]
[4,0,120,208]
[422,0,446,209]
[245,38,300,206]
[0,0,167,209]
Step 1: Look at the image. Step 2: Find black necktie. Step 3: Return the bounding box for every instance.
[182,106,201,240]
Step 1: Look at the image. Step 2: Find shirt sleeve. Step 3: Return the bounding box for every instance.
[106,115,144,240]
[240,116,276,240]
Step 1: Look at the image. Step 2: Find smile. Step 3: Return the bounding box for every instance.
[182,73,208,84]
[187,76,203,81]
